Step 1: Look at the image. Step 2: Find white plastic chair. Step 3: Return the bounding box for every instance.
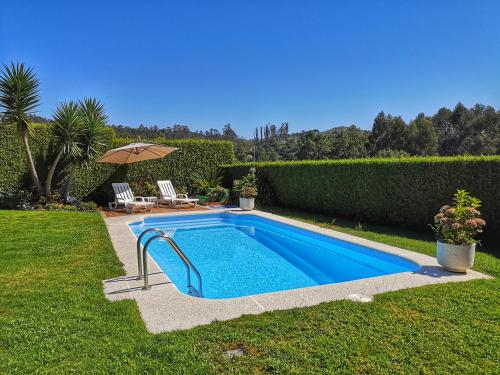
[157,180,199,208]
[110,183,154,213]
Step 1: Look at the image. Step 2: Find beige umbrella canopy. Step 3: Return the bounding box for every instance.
[97,143,178,164]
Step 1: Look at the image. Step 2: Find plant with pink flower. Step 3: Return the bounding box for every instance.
[431,189,486,245]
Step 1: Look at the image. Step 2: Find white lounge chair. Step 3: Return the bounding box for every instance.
[110,182,154,213]
[157,180,199,208]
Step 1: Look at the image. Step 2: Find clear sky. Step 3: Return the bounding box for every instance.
[1,0,499,137]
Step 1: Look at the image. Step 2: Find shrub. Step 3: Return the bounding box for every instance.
[37,192,62,207]
[0,190,34,210]
[194,168,224,195]
[431,190,486,245]
[220,156,500,240]
[45,203,61,211]
[207,186,229,203]
[79,201,98,211]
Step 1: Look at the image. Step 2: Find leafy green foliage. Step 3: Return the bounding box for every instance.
[207,185,229,202]
[0,125,235,204]
[221,156,500,242]
[194,168,224,195]
[0,62,43,194]
[432,189,485,245]
[239,185,257,198]
[232,167,258,198]
[329,125,369,159]
[51,101,83,158]
[295,130,332,160]
[76,98,108,167]
[368,112,408,154]
[78,201,98,211]
[0,62,40,136]
[407,113,438,155]
[61,98,110,201]
[45,101,83,195]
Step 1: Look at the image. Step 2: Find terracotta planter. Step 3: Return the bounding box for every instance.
[239,197,255,211]
[436,241,475,272]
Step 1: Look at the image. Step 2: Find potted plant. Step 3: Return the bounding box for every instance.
[239,186,257,210]
[233,168,258,210]
[431,189,486,272]
[207,185,230,205]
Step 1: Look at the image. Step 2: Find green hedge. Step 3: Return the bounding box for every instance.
[221,157,500,236]
[0,125,235,202]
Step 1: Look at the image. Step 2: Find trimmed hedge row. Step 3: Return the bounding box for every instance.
[0,125,235,202]
[221,157,500,236]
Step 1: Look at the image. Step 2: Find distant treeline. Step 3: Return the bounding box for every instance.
[22,102,500,162]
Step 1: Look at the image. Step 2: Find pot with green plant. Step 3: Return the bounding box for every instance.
[239,186,257,210]
[233,168,258,210]
[431,189,486,272]
[207,186,229,205]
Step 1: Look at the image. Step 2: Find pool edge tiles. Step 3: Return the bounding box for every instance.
[102,209,492,333]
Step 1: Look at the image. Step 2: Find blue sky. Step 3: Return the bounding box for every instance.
[1,0,499,137]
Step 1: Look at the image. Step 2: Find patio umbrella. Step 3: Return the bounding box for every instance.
[97,142,178,164]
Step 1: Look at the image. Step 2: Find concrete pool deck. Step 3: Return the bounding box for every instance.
[102,209,492,333]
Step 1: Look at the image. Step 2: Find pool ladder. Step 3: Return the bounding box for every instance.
[136,228,203,297]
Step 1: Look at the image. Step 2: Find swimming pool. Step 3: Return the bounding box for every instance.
[129,213,419,299]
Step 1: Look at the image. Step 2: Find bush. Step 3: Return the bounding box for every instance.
[0,190,34,210]
[45,203,61,211]
[79,201,98,211]
[207,186,229,203]
[220,156,500,239]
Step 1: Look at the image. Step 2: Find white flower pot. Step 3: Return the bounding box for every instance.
[239,197,255,211]
[436,241,475,272]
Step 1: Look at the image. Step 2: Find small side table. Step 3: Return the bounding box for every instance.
[144,196,159,207]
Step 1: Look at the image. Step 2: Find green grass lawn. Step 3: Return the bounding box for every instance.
[0,210,498,374]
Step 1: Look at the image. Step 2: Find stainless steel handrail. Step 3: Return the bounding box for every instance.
[136,228,165,279]
[140,233,203,297]
[163,236,203,297]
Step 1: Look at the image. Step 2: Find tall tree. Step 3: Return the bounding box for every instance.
[0,62,43,195]
[264,124,270,142]
[45,101,83,195]
[62,98,108,201]
[296,130,331,160]
[432,107,456,155]
[368,112,408,154]
[222,123,237,141]
[329,125,368,159]
[278,122,289,140]
[269,124,277,141]
[406,113,438,155]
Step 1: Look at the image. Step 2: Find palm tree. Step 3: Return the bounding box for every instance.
[0,62,42,195]
[45,101,83,196]
[62,98,108,201]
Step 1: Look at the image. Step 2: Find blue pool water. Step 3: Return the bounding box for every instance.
[129,213,419,299]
